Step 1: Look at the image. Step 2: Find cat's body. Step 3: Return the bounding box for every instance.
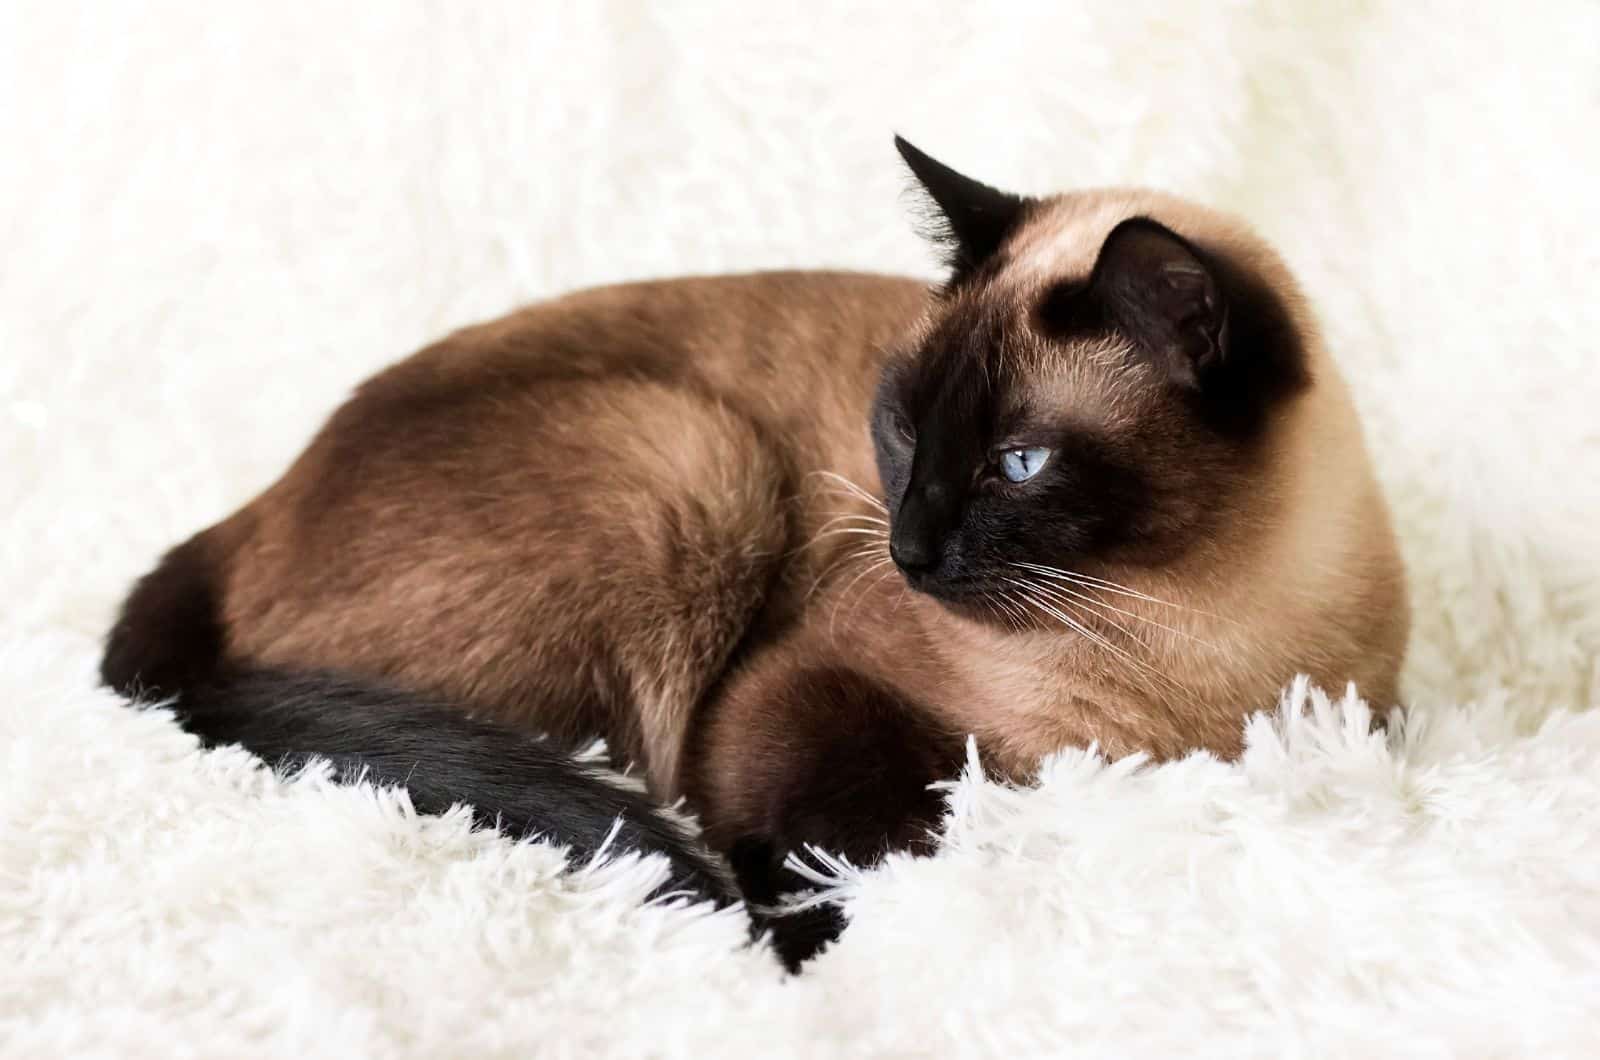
[103,144,1408,957]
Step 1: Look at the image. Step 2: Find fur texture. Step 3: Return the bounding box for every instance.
[4,1,1600,1056]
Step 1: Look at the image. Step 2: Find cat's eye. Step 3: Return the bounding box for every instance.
[892,412,916,443]
[998,446,1051,483]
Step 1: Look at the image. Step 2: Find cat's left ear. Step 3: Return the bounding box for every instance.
[1089,218,1228,390]
[894,135,1031,282]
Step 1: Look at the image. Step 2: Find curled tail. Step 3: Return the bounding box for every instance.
[100,536,836,968]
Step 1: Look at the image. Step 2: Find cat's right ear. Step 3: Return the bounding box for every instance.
[894,135,1031,283]
[1087,217,1228,391]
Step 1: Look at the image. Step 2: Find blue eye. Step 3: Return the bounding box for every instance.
[999,446,1051,483]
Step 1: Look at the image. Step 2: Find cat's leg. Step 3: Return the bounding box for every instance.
[687,648,966,960]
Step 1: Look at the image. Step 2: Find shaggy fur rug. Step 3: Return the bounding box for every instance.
[4,2,1599,1056]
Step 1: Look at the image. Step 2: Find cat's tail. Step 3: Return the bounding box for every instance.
[98,536,833,968]
[141,666,741,903]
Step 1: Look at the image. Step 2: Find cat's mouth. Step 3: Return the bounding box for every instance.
[897,567,998,610]
[897,566,1056,631]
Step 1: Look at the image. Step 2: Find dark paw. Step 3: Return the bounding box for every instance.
[729,836,847,971]
[758,902,847,971]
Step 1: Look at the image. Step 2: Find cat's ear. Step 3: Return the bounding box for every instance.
[1088,218,1227,390]
[894,135,1030,282]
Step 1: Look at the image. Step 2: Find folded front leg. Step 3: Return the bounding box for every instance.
[688,654,966,965]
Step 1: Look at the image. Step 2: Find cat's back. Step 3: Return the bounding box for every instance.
[397,270,927,398]
[323,269,929,503]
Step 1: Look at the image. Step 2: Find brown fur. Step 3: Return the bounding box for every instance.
[104,184,1408,885]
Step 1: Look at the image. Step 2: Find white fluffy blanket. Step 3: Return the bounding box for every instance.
[5,3,1599,1055]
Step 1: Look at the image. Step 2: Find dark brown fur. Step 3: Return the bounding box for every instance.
[104,146,1408,918]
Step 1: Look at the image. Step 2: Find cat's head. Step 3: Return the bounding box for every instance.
[871,137,1313,622]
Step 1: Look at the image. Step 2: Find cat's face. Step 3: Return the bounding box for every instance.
[872,141,1308,622]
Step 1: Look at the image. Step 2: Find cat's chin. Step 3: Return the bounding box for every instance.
[899,572,1014,626]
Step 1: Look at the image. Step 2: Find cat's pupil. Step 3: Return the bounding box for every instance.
[1000,447,1050,483]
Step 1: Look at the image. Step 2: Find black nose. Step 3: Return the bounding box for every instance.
[891,482,955,575]
[889,532,939,573]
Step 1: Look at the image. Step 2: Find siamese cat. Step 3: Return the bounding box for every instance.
[102,137,1409,966]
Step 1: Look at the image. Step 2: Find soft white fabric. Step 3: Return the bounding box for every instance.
[4,3,1599,1055]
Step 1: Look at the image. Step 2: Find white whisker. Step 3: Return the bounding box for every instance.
[806,527,890,543]
[1004,577,1188,700]
[1014,561,1174,606]
[830,558,894,641]
[806,544,888,600]
[1004,577,1121,656]
[844,563,901,630]
[814,512,888,531]
[1023,576,1144,646]
[1014,560,1227,624]
[806,470,888,511]
[994,586,1032,632]
[1013,563,1215,649]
